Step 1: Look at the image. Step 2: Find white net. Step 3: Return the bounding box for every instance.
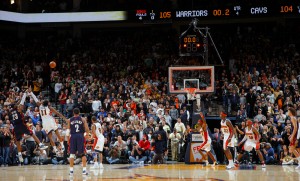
[186,88,197,101]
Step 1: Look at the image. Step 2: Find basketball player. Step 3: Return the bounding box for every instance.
[235,119,265,168]
[220,111,235,169]
[91,116,105,169]
[29,90,67,153]
[197,112,217,166]
[10,91,48,164]
[288,107,300,169]
[66,108,90,175]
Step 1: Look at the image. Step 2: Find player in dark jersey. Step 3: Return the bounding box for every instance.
[288,107,300,169]
[10,91,48,164]
[66,108,89,176]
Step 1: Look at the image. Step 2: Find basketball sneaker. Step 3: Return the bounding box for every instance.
[82,170,88,175]
[39,143,48,150]
[204,160,209,167]
[99,163,104,169]
[69,171,74,176]
[262,163,266,168]
[234,161,239,167]
[91,162,99,169]
[18,155,23,163]
[226,164,234,170]
[211,162,217,167]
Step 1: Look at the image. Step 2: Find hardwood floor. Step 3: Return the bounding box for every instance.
[0,164,299,181]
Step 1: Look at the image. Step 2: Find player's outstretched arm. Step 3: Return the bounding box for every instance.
[50,107,68,122]
[199,112,207,124]
[27,88,42,106]
[18,91,27,112]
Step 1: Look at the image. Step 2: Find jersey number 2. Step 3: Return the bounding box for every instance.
[75,124,80,132]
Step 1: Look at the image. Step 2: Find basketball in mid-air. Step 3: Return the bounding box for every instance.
[49,61,56,69]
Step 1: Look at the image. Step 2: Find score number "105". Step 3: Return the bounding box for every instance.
[160,12,171,18]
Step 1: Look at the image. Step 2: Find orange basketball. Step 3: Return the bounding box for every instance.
[49,61,56,68]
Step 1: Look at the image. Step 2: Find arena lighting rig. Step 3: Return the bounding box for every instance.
[179,19,224,66]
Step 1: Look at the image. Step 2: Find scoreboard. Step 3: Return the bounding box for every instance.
[131,2,300,22]
[179,33,204,56]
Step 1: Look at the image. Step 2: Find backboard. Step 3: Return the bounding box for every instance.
[168,66,214,94]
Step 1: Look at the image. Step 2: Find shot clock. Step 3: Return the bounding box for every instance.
[179,33,204,56]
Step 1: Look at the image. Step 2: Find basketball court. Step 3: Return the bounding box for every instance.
[1,164,298,181]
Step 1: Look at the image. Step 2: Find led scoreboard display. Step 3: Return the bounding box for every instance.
[179,29,204,57]
[132,2,300,21]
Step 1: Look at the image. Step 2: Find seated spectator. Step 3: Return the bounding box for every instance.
[113,135,127,157]
[111,125,123,143]
[106,145,120,164]
[32,144,50,165]
[30,112,40,126]
[270,129,283,160]
[51,142,64,165]
[262,143,275,164]
[138,134,151,160]
[129,142,147,163]
[280,145,293,165]
[20,140,30,165]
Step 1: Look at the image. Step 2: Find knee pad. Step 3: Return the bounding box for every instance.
[70,154,75,159]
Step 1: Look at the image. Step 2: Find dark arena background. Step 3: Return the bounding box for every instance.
[0,0,300,181]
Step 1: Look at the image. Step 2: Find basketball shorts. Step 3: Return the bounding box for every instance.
[14,124,33,141]
[93,134,105,152]
[200,139,212,152]
[42,117,58,134]
[223,135,235,150]
[69,133,85,155]
[243,141,260,152]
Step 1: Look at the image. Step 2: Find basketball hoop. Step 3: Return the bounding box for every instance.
[185,88,197,101]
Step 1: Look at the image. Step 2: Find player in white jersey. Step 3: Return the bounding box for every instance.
[197,112,216,166]
[235,120,265,168]
[91,116,105,169]
[29,89,67,152]
[220,111,235,169]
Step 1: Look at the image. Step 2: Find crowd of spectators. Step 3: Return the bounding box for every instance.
[0,22,300,167]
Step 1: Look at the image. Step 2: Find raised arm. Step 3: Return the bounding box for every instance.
[27,87,42,106]
[199,112,207,124]
[50,107,68,122]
